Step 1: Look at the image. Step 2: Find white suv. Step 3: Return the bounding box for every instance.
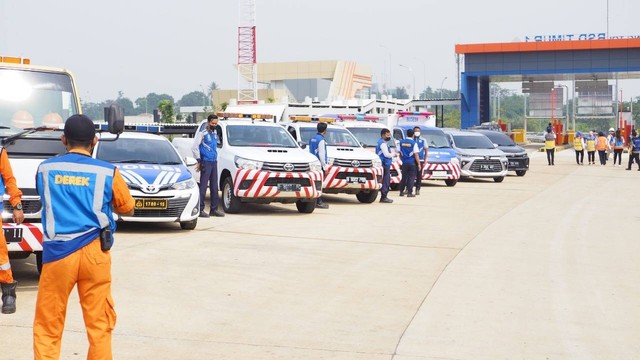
[176,114,323,214]
[442,129,508,182]
[284,117,383,203]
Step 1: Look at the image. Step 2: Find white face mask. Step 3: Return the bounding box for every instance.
[414,132,421,137]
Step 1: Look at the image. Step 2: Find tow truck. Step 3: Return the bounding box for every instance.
[390,112,461,187]
[283,115,382,203]
[173,113,323,214]
[0,56,124,272]
[334,114,403,188]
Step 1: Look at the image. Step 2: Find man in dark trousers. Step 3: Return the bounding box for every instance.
[398,128,421,197]
[375,128,394,203]
[192,114,225,217]
[309,122,329,209]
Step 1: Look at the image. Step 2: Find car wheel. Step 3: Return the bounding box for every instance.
[356,190,378,203]
[180,218,197,230]
[444,179,458,187]
[493,176,505,183]
[222,177,242,214]
[295,200,315,213]
[35,252,43,275]
[515,170,527,177]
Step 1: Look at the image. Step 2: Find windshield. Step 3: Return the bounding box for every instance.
[480,131,515,146]
[0,68,78,137]
[346,127,396,148]
[96,138,182,164]
[422,130,450,148]
[300,127,360,147]
[227,125,297,148]
[452,134,495,149]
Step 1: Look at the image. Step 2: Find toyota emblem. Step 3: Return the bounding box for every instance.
[351,160,361,168]
[484,156,490,160]
[283,163,295,172]
[143,185,160,194]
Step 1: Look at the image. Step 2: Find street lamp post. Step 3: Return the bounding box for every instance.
[399,64,415,100]
[414,57,426,99]
[379,45,392,96]
[440,77,448,99]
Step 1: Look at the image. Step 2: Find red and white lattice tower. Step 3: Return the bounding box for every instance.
[237,0,257,104]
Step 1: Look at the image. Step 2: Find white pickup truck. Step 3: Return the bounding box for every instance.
[174,113,324,214]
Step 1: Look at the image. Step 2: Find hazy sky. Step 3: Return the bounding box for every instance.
[1,0,639,102]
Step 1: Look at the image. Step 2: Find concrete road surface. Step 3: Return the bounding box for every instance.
[2,149,639,359]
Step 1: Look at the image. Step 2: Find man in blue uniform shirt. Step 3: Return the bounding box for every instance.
[192,114,225,217]
[413,126,428,196]
[398,128,421,197]
[308,122,329,209]
[376,129,394,203]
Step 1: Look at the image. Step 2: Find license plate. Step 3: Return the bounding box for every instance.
[134,198,168,210]
[346,176,366,184]
[431,171,447,177]
[480,164,494,170]
[4,228,23,243]
[509,161,519,167]
[277,183,301,192]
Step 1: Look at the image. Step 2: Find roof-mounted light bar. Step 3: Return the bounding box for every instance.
[217,112,274,120]
[289,115,336,123]
[0,56,31,65]
[397,111,434,117]
[336,114,382,122]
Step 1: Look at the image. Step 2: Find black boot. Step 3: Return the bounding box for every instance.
[1,281,17,314]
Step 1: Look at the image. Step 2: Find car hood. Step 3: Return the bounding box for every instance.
[10,158,45,190]
[454,148,506,157]
[328,146,378,161]
[115,163,192,187]
[497,145,526,154]
[427,148,457,162]
[230,146,319,163]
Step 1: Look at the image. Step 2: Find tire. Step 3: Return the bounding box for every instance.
[222,177,242,214]
[180,218,197,230]
[493,176,505,183]
[295,200,315,213]
[356,190,378,203]
[389,183,399,191]
[515,170,527,177]
[444,179,458,187]
[35,252,43,275]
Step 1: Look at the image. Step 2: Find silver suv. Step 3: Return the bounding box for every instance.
[442,129,508,183]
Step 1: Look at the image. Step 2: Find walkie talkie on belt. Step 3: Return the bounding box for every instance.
[100,228,113,251]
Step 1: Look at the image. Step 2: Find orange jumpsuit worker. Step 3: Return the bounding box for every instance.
[33,114,134,360]
[0,146,24,314]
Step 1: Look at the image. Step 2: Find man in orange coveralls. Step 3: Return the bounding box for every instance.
[33,114,134,359]
[0,143,24,314]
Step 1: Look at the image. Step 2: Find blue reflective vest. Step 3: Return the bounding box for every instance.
[633,137,640,152]
[399,138,417,163]
[376,138,392,167]
[415,137,426,160]
[309,133,327,163]
[199,129,218,162]
[36,153,117,263]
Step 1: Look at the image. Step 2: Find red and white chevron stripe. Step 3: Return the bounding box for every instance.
[234,169,323,199]
[422,162,461,180]
[324,165,382,190]
[390,161,402,184]
[5,222,43,252]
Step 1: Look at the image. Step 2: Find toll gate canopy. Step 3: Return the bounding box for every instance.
[455,39,640,129]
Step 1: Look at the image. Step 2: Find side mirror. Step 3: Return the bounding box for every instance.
[493,143,499,148]
[298,141,307,149]
[360,142,367,148]
[184,156,198,166]
[105,105,124,135]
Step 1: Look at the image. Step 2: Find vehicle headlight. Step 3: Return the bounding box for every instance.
[450,157,460,164]
[309,160,322,172]
[234,156,263,170]
[327,157,335,165]
[372,158,382,168]
[171,178,196,190]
